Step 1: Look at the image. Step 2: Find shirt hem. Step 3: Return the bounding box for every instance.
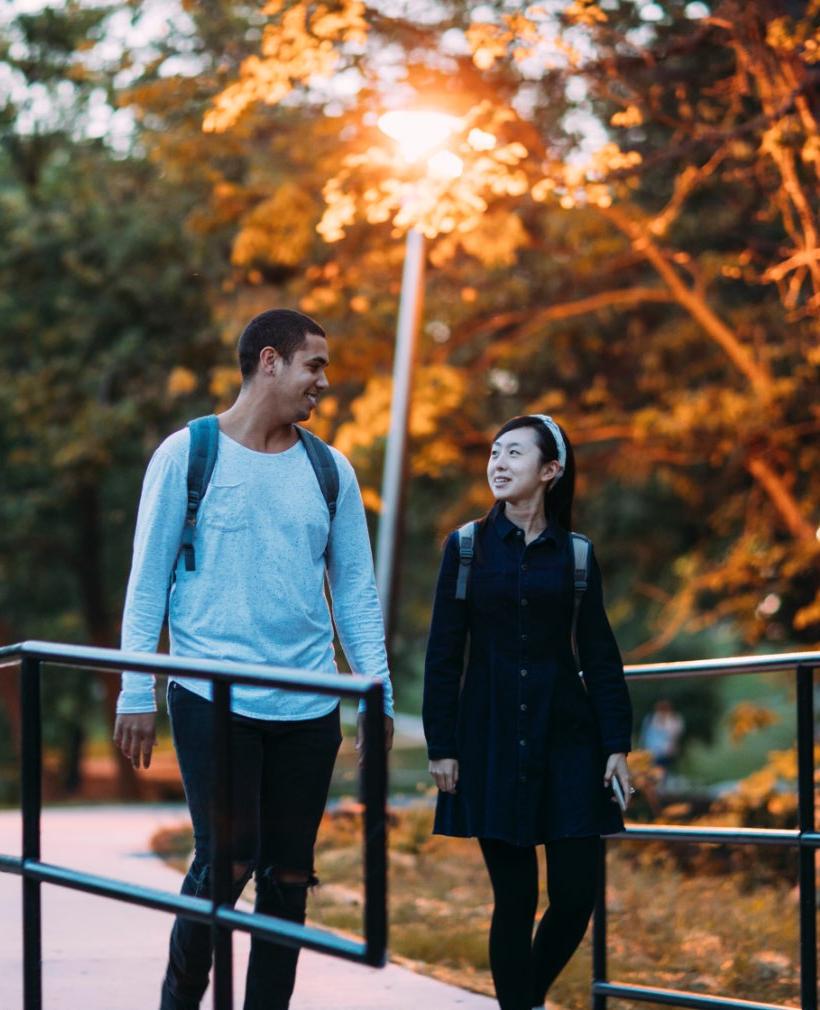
[168,676,341,721]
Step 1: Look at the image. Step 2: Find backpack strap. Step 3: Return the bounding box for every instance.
[179,415,220,573]
[570,532,591,675]
[296,426,339,521]
[455,521,478,601]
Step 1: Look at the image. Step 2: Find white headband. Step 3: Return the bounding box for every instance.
[531,414,566,479]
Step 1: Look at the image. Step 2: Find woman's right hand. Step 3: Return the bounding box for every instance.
[429,758,459,794]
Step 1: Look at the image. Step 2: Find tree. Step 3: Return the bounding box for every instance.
[199,0,819,675]
[0,3,226,791]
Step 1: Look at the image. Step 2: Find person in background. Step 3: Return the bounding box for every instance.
[423,414,633,1010]
[640,698,685,781]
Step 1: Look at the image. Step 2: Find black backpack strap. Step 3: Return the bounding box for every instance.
[296,426,339,521]
[570,532,591,676]
[455,521,478,600]
[178,415,220,573]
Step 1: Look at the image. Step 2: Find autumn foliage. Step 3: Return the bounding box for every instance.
[0,1,817,757]
[195,0,819,658]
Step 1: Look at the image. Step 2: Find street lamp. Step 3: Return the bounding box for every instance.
[373,110,462,637]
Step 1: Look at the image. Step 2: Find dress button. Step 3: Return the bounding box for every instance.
[520,703,527,712]
[521,633,527,641]
[521,563,528,571]
[521,598,528,607]
[520,775,527,783]
[520,669,528,677]
[519,739,526,746]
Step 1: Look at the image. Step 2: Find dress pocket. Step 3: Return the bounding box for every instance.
[202,482,248,532]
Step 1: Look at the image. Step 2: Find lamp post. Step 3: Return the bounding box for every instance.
[374,225,425,632]
[373,111,461,638]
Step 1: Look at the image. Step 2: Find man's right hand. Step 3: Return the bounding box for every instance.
[113,712,157,770]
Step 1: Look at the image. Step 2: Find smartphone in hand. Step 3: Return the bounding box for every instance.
[611,776,628,812]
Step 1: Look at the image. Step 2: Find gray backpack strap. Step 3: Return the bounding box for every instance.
[296,426,339,521]
[455,521,478,600]
[570,533,591,675]
[178,415,220,573]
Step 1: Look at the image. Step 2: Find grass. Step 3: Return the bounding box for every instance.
[152,801,802,1010]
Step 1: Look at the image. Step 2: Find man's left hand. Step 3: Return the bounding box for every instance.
[355,713,394,766]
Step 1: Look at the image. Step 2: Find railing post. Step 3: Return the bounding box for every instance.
[362,684,387,967]
[797,663,817,1010]
[211,680,234,1010]
[592,836,607,1010]
[21,655,42,1010]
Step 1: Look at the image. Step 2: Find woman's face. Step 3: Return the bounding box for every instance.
[487,426,560,505]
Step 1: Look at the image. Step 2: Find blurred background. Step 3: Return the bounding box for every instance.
[0,1,817,1004]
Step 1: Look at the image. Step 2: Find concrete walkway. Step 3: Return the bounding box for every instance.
[0,806,496,1010]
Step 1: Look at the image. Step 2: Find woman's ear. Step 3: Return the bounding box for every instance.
[541,460,562,486]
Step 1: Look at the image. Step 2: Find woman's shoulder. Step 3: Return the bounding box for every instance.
[442,516,488,549]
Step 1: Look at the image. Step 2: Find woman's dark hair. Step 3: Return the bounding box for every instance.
[238,308,326,380]
[491,415,576,531]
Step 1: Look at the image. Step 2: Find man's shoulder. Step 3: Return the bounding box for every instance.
[150,426,191,472]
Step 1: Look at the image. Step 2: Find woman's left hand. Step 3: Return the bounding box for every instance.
[604,752,634,809]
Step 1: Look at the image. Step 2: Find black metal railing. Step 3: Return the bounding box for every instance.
[0,640,388,1010]
[593,651,819,1010]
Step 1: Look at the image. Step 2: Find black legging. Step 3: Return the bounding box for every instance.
[479,836,599,1010]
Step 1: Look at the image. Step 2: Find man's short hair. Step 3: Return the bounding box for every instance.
[238,309,326,380]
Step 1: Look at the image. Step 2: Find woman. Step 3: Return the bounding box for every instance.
[422,414,633,1010]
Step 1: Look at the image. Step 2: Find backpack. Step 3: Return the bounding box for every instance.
[177,414,339,573]
[454,520,591,676]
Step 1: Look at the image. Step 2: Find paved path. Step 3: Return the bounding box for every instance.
[0,806,496,1010]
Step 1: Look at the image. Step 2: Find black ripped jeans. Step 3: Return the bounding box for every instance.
[160,682,342,1010]
[479,836,600,1010]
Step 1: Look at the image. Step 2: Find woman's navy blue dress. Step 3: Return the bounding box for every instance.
[422,504,633,846]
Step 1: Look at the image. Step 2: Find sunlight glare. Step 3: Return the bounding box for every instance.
[378,110,462,163]
[427,150,464,180]
[468,128,497,151]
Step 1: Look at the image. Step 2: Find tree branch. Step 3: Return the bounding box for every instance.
[649,146,729,237]
[744,455,814,541]
[600,205,774,397]
[449,287,675,358]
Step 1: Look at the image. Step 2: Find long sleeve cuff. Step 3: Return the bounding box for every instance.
[116,672,157,714]
[426,743,458,761]
[602,737,632,756]
[357,694,395,719]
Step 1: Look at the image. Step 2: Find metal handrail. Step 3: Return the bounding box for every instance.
[593,652,818,1010]
[1,641,816,1010]
[0,640,389,1010]
[623,650,820,679]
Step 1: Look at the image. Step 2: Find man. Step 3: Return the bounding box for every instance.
[114,309,394,1010]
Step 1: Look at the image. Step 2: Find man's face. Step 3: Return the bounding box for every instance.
[272,332,330,422]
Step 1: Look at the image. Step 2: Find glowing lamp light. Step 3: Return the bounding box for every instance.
[377,110,462,163]
[428,150,464,180]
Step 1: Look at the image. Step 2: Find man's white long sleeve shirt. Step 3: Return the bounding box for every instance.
[117,427,394,720]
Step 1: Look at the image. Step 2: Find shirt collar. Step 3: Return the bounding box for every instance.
[492,502,561,546]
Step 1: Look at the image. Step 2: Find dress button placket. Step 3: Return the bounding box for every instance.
[517,534,528,826]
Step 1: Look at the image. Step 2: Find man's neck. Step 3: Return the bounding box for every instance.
[217,390,298,454]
